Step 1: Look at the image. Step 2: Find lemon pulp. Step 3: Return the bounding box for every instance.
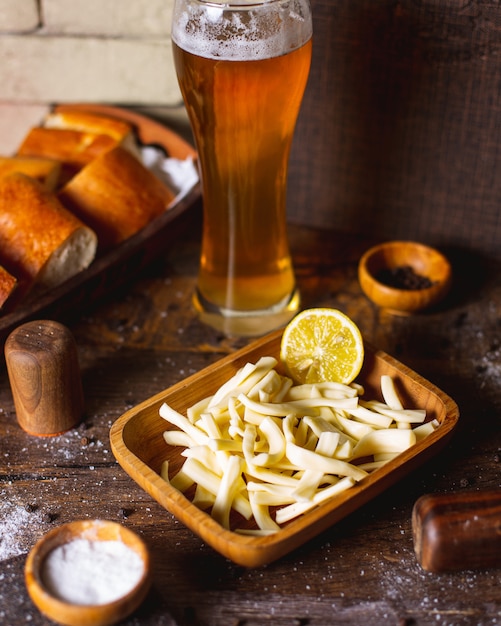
[280,308,364,385]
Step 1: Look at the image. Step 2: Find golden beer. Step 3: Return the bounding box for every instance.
[172,0,312,335]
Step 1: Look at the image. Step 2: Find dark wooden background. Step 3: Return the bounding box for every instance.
[288,0,501,259]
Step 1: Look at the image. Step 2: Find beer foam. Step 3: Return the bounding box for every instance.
[172,0,312,60]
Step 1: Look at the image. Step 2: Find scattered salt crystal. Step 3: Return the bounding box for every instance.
[0,502,46,561]
[42,538,144,606]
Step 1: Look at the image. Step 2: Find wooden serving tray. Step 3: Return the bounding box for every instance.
[0,104,200,346]
[110,329,459,568]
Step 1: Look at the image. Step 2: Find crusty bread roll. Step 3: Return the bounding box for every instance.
[58,146,176,250]
[0,155,61,191]
[17,127,117,182]
[0,265,18,310]
[0,173,97,294]
[44,110,140,159]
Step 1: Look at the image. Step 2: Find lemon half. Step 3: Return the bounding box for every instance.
[280,308,364,385]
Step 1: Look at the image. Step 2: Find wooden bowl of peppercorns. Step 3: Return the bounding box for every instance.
[358,240,452,315]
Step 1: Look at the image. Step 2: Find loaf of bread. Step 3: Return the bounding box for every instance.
[0,265,18,310]
[0,173,97,295]
[0,155,61,191]
[58,146,176,250]
[17,127,118,183]
[44,110,140,158]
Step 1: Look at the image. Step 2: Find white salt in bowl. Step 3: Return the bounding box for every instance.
[25,519,151,626]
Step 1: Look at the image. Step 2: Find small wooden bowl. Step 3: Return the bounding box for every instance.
[358,241,452,315]
[25,519,151,626]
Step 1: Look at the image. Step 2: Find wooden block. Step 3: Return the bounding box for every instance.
[412,490,501,572]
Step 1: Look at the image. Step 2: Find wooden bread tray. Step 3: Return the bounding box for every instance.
[0,104,200,346]
[110,328,459,568]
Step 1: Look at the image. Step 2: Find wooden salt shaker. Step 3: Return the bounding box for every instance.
[5,320,84,436]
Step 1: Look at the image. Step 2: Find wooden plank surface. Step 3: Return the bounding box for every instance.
[1,217,500,625]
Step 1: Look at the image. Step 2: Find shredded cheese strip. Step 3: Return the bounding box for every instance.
[159,358,437,532]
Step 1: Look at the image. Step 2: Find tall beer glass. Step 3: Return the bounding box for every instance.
[172,0,312,336]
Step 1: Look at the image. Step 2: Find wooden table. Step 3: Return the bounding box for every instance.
[1,204,500,626]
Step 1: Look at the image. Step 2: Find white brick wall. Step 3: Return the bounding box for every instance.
[42,0,171,36]
[0,0,180,105]
[0,0,39,32]
[0,103,50,154]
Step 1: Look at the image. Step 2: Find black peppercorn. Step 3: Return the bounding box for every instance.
[376,265,435,290]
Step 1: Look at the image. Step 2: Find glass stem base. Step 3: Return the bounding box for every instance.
[193,287,300,337]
